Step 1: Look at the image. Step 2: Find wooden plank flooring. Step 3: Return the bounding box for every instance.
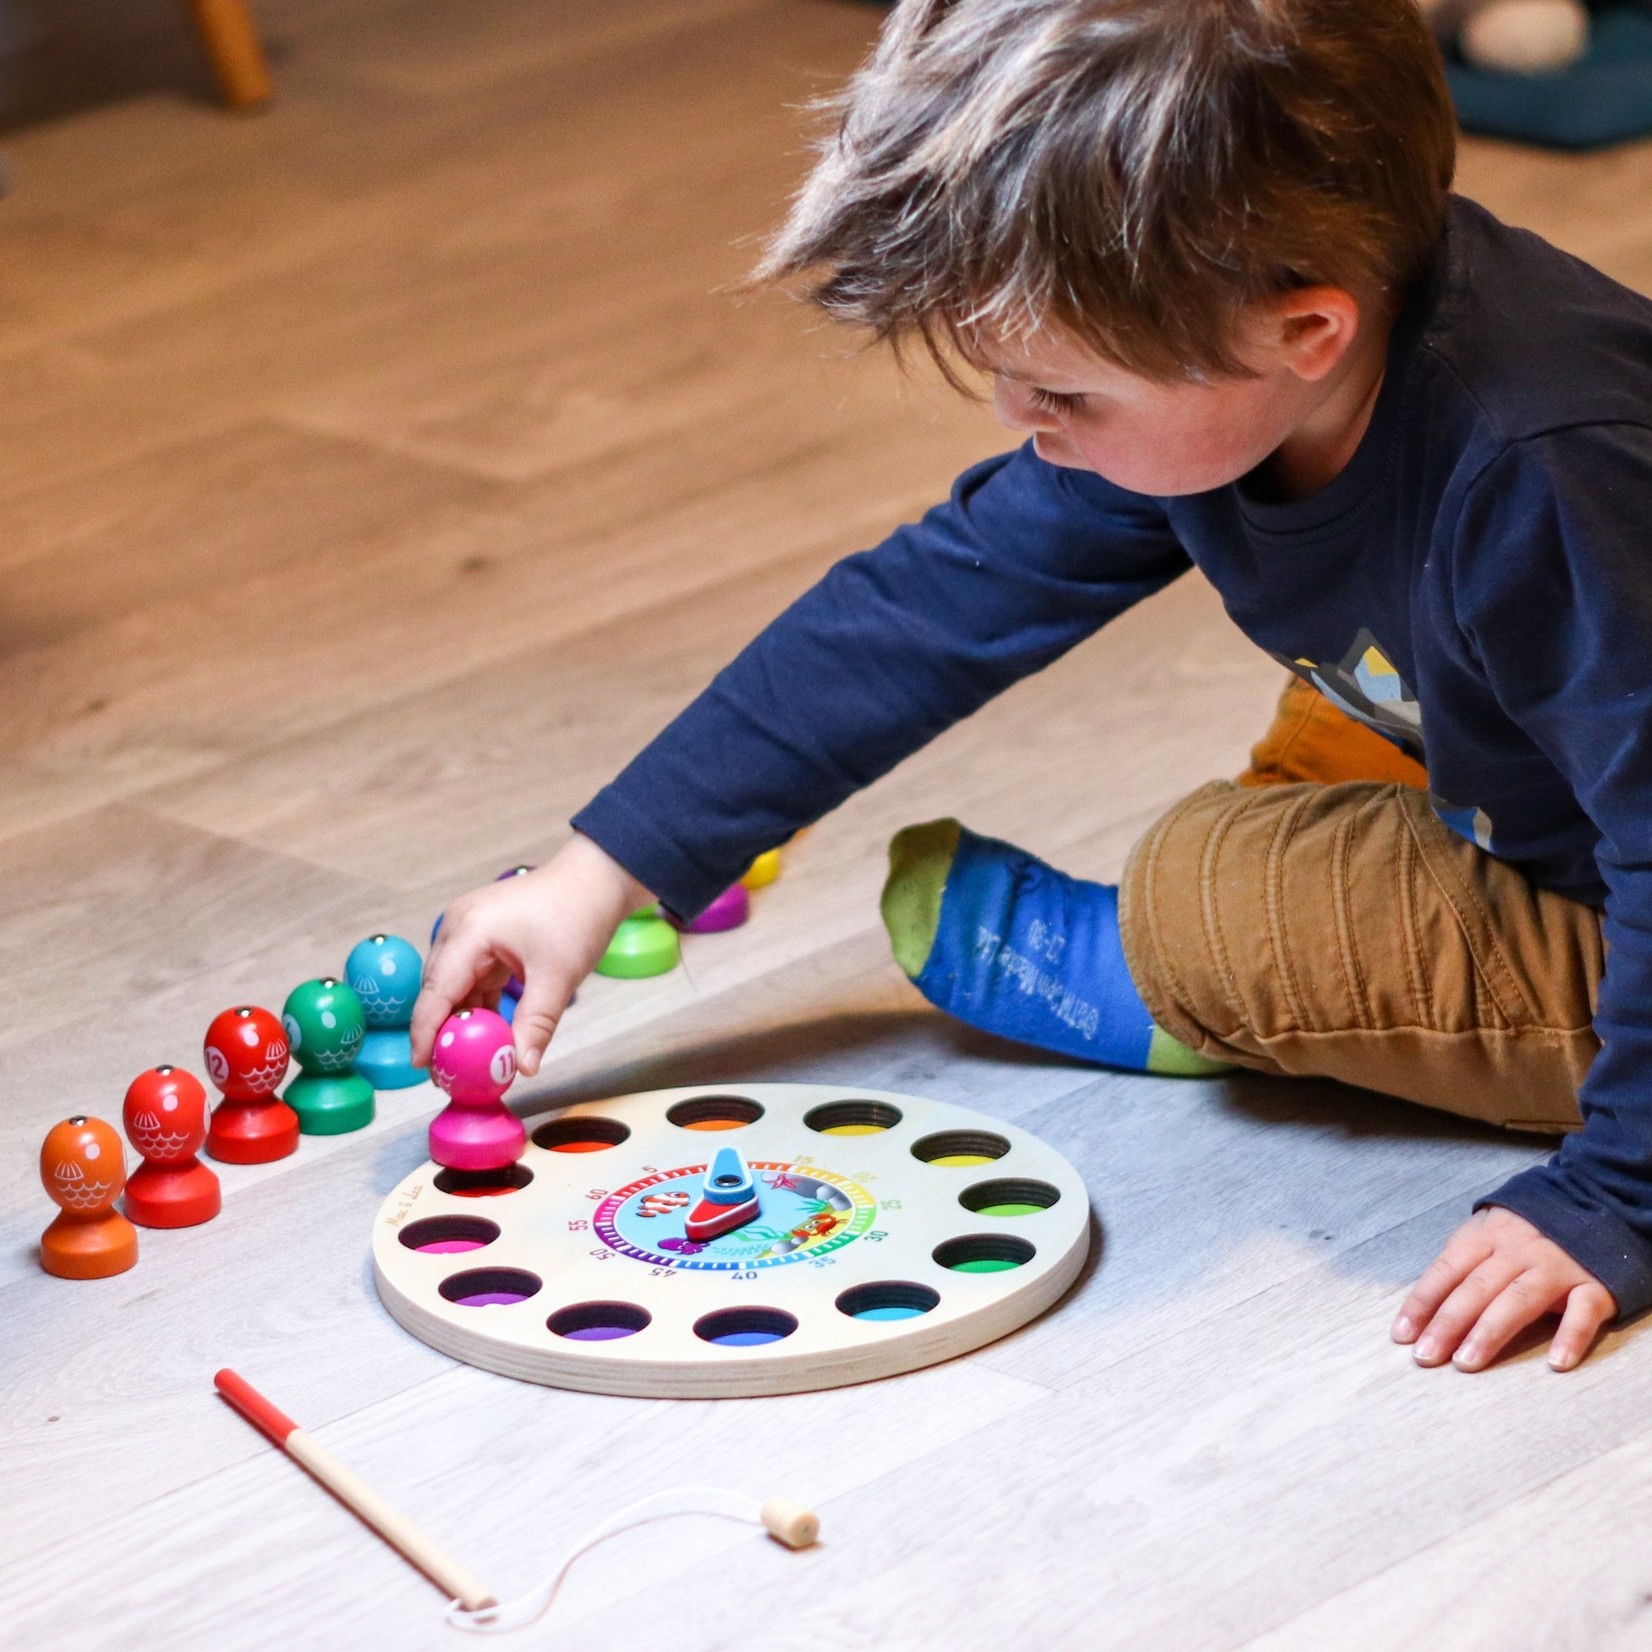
[5,3,1652,1647]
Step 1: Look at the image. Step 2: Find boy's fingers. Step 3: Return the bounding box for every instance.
[1393,1232,1493,1342]
[457,959,511,1014]
[411,933,489,1063]
[1451,1271,1557,1371]
[510,973,569,1078]
[1411,1258,1519,1365]
[408,988,451,1068]
[410,985,461,1066]
[1549,1283,1616,1372]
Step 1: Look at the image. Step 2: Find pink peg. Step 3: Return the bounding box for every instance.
[427,1009,526,1172]
[668,882,750,935]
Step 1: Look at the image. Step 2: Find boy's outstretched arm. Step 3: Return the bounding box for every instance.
[571,445,1190,918]
[415,444,1189,1074]
[410,834,650,1077]
[1392,1207,1616,1372]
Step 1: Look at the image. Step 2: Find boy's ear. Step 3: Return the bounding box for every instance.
[1267,286,1363,383]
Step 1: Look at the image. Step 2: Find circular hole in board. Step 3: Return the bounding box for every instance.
[933,1234,1036,1274]
[547,1301,652,1342]
[666,1095,765,1131]
[958,1177,1061,1218]
[438,1266,542,1307]
[531,1116,631,1154]
[835,1280,940,1322]
[693,1306,799,1347]
[433,1163,535,1198]
[398,1215,501,1255]
[803,1099,903,1136]
[911,1130,1011,1168]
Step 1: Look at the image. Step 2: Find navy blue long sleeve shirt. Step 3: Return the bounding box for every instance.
[575,198,1652,1316]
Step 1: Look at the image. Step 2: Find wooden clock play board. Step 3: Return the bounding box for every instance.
[372,1083,1091,1398]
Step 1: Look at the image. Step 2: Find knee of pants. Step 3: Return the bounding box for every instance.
[1117,778,1602,1132]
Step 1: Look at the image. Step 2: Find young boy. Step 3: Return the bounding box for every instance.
[412,0,1652,1376]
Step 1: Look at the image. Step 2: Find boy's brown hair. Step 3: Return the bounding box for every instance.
[759,0,1457,381]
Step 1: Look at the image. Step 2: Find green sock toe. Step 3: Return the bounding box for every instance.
[1146,1026,1234,1077]
[882,818,962,978]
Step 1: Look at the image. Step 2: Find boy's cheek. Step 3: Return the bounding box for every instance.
[1058,435,1213,496]
[1068,422,1279,497]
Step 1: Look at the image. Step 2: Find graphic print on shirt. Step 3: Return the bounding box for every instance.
[1278,629,1495,853]
[1276,628,1424,759]
[1428,796,1496,852]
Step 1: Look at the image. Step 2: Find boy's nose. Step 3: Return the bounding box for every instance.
[992,378,1059,434]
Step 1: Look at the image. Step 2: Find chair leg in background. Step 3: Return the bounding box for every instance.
[185,0,272,109]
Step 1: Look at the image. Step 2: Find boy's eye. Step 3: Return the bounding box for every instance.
[1028,385,1086,415]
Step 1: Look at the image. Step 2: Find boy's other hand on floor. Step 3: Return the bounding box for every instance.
[1393,1206,1616,1373]
[411,834,651,1080]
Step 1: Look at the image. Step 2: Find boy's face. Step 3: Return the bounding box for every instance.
[984,301,1363,498]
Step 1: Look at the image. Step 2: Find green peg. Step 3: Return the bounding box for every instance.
[594,908,680,979]
[282,977,375,1134]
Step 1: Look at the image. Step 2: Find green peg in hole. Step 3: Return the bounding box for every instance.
[595,908,680,980]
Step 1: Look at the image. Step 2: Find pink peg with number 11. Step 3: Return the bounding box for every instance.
[427,1008,527,1172]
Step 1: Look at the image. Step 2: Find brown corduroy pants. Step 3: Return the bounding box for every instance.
[1118,676,1604,1132]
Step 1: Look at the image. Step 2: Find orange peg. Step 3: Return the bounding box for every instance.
[40,1116,139,1279]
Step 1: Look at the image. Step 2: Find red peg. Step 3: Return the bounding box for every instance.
[123,1066,221,1227]
[40,1116,138,1279]
[204,1005,298,1164]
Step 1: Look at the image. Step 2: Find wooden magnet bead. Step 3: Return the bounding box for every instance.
[428,1008,526,1171]
[40,1116,138,1279]
[348,934,421,1030]
[742,849,782,890]
[594,909,680,979]
[346,934,427,1091]
[668,882,749,935]
[204,1005,298,1164]
[282,977,375,1135]
[122,1066,221,1228]
[430,1007,516,1102]
[759,1498,820,1549]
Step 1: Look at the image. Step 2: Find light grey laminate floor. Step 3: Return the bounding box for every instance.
[4,3,1652,1647]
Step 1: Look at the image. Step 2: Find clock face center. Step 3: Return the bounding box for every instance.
[594,1161,877,1271]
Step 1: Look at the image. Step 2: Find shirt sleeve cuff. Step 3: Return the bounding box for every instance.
[571,788,754,921]
[1477,1166,1652,1320]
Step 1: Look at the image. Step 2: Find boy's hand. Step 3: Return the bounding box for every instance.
[1392,1206,1615,1373]
[411,834,651,1079]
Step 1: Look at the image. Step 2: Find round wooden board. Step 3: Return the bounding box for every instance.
[372,1083,1091,1398]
